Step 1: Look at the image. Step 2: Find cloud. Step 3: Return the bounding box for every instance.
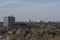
[0,0,60,8]
[8,1,60,8]
[0,0,20,7]
[26,2,60,8]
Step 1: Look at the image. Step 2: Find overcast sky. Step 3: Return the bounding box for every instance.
[0,0,60,22]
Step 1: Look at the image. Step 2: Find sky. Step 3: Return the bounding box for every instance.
[0,0,60,22]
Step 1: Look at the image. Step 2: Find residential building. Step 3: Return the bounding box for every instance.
[4,16,15,27]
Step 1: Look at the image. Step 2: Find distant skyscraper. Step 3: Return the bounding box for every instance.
[4,16,15,27]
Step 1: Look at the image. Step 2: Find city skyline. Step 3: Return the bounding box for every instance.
[0,0,60,21]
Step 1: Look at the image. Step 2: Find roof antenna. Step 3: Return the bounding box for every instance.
[11,15,13,17]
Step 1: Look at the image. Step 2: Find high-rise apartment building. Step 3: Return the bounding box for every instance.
[4,16,15,27]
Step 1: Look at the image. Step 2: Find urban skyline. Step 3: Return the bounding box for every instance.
[0,0,60,21]
[0,0,60,40]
